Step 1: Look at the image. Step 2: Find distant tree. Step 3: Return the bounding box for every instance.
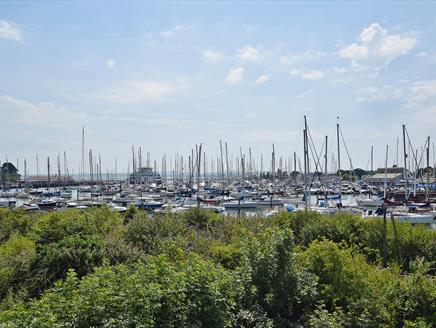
[353,168,367,179]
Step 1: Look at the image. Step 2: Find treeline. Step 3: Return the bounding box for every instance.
[0,207,434,327]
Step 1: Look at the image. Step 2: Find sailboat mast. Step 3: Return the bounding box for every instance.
[47,157,51,191]
[197,143,202,208]
[81,126,85,182]
[24,159,27,183]
[63,151,67,188]
[225,142,229,183]
[303,115,309,210]
[303,128,308,210]
[219,140,224,186]
[426,136,430,202]
[384,145,389,199]
[324,135,328,202]
[336,118,342,205]
[402,125,408,202]
[272,143,275,181]
[57,154,61,190]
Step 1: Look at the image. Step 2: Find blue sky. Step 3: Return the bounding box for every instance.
[1,1,436,174]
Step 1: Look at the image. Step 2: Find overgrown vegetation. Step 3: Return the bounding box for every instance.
[0,207,434,327]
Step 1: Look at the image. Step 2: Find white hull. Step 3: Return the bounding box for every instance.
[222,201,258,209]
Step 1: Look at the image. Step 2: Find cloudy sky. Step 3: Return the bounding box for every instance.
[1,1,436,174]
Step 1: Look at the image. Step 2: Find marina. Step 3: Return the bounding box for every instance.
[1,120,435,228]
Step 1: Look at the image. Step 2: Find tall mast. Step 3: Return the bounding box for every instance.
[203,151,206,181]
[89,149,93,197]
[98,154,102,185]
[114,156,117,181]
[47,157,51,191]
[384,145,389,199]
[402,125,408,202]
[63,151,67,188]
[197,143,202,208]
[260,153,263,177]
[272,143,275,181]
[324,135,328,202]
[240,147,245,182]
[371,145,374,172]
[225,142,229,183]
[249,147,252,178]
[303,127,308,210]
[24,159,27,183]
[219,140,224,186]
[293,151,297,185]
[303,115,309,210]
[426,136,430,202]
[336,117,342,205]
[81,126,85,182]
[131,146,136,186]
[57,154,61,190]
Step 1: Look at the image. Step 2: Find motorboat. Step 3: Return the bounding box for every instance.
[37,199,58,210]
[135,198,164,210]
[19,203,40,211]
[356,197,383,208]
[393,212,436,225]
[0,199,15,208]
[222,200,258,209]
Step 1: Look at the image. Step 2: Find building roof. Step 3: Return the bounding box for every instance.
[368,173,402,180]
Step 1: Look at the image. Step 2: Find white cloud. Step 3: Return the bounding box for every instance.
[0,95,86,125]
[238,46,263,62]
[290,69,324,80]
[356,85,403,102]
[160,24,192,39]
[339,44,368,61]
[280,50,325,65]
[202,49,224,63]
[404,80,436,107]
[280,55,298,65]
[0,21,23,41]
[339,23,417,73]
[254,74,270,85]
[331,78,352,85]
[301,70,325,80]
[106,58,115,68]
[97,80,176,104]
[225,67,244,84]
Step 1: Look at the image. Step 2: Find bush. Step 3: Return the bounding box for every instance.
[0,208,434,327]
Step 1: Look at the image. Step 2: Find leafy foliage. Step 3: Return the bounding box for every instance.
[0,207,434,327]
